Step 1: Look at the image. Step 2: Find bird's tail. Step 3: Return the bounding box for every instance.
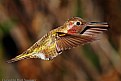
[6,52,37,63]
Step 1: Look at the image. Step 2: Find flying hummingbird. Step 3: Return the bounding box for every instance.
[7,17,109,63]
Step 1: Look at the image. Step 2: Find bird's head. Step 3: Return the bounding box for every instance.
[64,17,108,35]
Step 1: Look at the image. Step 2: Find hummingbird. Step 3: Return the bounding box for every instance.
[7,17,109,63]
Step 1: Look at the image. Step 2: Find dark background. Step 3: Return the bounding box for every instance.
[0,0,121,81]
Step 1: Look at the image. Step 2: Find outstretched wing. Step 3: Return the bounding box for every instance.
[80,22,109,36]
[55,32,95,51]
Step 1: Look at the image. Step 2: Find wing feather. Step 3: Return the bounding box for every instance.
[81,26,109,35]
[56,32,95,51]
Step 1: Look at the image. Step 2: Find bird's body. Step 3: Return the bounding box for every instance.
[7,17,109,63]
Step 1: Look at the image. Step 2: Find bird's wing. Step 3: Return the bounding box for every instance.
[80,26,109,36]
[55,32,95,51]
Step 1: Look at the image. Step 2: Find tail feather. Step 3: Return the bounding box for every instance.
[7,57,25,63]
[6,53,37,63]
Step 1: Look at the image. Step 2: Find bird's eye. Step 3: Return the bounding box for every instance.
[76,22,81,25]
[75,21,82,26]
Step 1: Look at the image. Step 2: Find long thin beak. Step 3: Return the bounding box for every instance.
[87,22,109,28]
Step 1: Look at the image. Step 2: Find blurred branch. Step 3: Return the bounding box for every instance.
[70,48,102,81]
[91,35,121,75]
[119,36,121,56]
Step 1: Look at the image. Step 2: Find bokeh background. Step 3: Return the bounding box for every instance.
[0,0,121,81]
